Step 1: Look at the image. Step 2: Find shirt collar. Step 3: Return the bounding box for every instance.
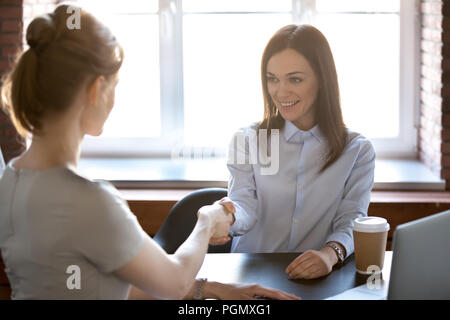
[283,120,324,144]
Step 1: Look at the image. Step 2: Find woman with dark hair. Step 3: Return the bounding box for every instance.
[224,25,375,280]
[0,5,299,300]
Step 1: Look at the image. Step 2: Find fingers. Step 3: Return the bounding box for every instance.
[260,289,301,300]
[218,197,236,214]
[285,251,314,275]
[289,263,319,279]
[249,285,301,300]
[209,236,231,246]
[199,203,233,238]
[211,214,233,238]
[304,269,322,280]
[211,197,236,226]
[217,283,301,300]
[286,251,328,279]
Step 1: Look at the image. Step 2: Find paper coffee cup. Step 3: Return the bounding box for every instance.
[353,217,390,275]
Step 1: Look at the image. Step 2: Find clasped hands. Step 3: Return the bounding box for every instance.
[197,197,236,245]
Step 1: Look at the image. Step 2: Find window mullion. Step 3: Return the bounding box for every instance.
[159,0,184,142]
[397,0,420,155]
[292,0,316,24]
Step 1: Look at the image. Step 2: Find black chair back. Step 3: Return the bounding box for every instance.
[153,188,232,253]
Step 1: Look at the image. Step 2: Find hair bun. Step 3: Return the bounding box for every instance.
[26,14,56,53]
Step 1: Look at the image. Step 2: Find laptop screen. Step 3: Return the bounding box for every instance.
[388,210,450,299]
[0,146,5,178]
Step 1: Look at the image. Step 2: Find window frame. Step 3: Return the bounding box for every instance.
[80,0,420,159]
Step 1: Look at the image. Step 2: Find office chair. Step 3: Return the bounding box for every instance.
[153,188,232,254]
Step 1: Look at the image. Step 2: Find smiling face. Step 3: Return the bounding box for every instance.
[266,48,319,131]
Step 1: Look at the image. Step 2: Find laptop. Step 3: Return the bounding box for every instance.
[0,147,5,178]
[387,209,450,299]
[327,210,450,300]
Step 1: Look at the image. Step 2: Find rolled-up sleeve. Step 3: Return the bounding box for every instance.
[325,138,376,257]
[227,129,259,236]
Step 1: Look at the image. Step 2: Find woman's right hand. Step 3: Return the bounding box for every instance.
[197,203,233,239]
[208,197,237,245]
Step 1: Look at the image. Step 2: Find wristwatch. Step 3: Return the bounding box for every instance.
[193,278,207,300]
[325,242,345,264]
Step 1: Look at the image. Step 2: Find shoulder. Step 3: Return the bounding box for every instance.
[59,169,126,211]
[344,129,376,162]
[63,173,132,234]
[228,122,260,147]
[230,122,260,137]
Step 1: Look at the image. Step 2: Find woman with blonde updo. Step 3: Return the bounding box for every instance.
[0,5,299,300]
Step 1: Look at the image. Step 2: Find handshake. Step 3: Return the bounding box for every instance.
[197,197,236,246]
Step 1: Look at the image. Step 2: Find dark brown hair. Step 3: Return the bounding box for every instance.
[0,4,124,138]
[259,24,347,172]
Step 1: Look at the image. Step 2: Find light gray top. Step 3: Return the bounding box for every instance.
[0,158,146,299]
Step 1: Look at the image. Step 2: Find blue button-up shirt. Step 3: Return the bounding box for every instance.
[227,120,375,256]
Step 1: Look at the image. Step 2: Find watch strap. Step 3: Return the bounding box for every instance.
[193,278,207,300]
[325,242,345,264]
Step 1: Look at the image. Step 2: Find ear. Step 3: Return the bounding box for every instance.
[87,75,105,107]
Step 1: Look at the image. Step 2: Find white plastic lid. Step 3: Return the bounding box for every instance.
[353,217,390,233]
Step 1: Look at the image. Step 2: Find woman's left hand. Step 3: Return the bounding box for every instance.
[285,249,335,280]
[204,282,301,300]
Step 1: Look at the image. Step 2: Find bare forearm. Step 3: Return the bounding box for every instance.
[124,215,214,300]
[117,205,232,300]
[170,215,213,295]
[128,285,158,300]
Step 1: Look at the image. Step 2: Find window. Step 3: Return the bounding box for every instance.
[78,0,419,159]
[312,0,419,158]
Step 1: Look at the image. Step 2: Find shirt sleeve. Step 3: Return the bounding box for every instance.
[72,180,147,273]
[325,137,376,258]
[227,128,259,236]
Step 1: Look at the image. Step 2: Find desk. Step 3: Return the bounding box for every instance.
[197,251,392,300]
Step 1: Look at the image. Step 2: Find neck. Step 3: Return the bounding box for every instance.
[292,118,316,131]
[28,132,83,170]
[17,110,84,171]
[291,105,316,131]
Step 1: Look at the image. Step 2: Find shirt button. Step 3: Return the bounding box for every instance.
[294,219,299,224]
